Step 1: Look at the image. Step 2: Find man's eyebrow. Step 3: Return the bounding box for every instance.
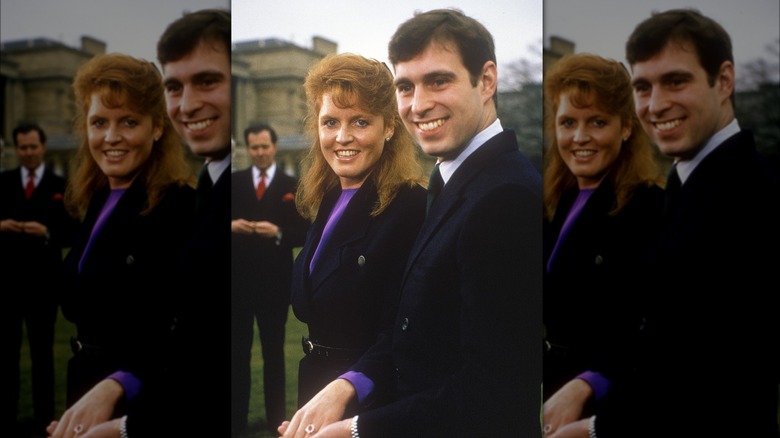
[393,70,456,87]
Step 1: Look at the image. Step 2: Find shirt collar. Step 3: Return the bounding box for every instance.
[23,164,44,182]
[205,154,231,183]
[676,119,740,184]
[253,162,276,186]
[438,118,503,184]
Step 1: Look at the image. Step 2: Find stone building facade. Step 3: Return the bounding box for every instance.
[231,36,337,175]
[1,36,106,174]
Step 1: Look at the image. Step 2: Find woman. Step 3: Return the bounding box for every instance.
[542,53,664,430]
[291,53,426,409]
[60,53,195,412]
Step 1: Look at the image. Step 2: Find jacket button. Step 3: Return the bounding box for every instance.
[357,255,366,267]
[401,317,409,331]
[126,255,135,265]
[594,255,603,265]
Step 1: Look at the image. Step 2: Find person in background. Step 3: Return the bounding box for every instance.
[291,53,426,414]
[541,53,664,435]
[280,9,542,437]
[231,122,308,436]
[1,122,75,438]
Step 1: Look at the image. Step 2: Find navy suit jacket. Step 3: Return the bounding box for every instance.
[543,181,663,392]
[62,180,195,348]
[126,164,232,437]
[596,130,780,437]
[352,129,543,437]
[292,180,426,403]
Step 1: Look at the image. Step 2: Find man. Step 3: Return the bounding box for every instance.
[546,9,780,438]
[1,123,73,436]
[231,123,307,435]
[53,9,233,438]
[281,9,542,437]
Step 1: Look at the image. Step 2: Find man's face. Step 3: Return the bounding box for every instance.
[15,130,46,171]
[394,41,496,161]
[162,41,231,160]
[631,41,733,160]
[247,130,277,171]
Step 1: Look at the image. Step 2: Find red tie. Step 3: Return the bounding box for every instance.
[25,172,35,200]
[256,171,266,200]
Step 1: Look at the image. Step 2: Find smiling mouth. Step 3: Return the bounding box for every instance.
[336,150,358,158]
[417,119,445,131]
[105,150,128,158]
[184,118,215,131]
[573,150,596,158]
[653,118,683,131]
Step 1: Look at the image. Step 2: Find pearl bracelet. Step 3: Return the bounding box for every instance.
[119,415,129,438]
[588,415,597,438]
[350,415,360,438]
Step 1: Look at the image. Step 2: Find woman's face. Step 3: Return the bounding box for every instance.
[555,91,630,189]
[87,94,161,189]
[318,94,393,189]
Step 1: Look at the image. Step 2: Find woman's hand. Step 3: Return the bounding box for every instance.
[279,379,356,438]
[47,380,124,438]
[544,378,593,435]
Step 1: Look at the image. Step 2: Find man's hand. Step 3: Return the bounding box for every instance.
[279,379,356,438]
[548,417,590,438]
[22,220,48,237]
[47,379,124,438]
[78,418,122,438]
[231,218,255,234]
[0,218,25,233]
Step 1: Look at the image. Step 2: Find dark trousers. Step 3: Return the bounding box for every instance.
[3,299,57,429]
[231,291,288,434]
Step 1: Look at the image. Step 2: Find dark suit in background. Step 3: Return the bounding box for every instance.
[596,130,780,437]
[292,181,426,407]
[352,130,543,437]
[1,166,73,430]
[543,181,664,399]
[231,166,307,431]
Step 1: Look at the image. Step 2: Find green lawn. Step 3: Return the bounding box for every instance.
[17,307,308,438]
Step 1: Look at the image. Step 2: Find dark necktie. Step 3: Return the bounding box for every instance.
[426,163,444,215]
[664,164,681,215]
[196,165,213,210]
[25,172,35,200]
[256,170,266,200]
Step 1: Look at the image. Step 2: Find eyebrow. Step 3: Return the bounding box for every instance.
[394,70,456,87]
[163,70,226,87]
[632,69,694,87]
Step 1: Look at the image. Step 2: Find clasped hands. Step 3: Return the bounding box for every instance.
[231,218,279,238]
[0,218,48,237]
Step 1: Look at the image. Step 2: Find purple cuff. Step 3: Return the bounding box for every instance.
[576,370,611,402]
[107,371,141,402]
[339,371,374,406]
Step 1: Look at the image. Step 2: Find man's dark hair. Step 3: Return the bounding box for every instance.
[244,123,277,146]
[626,8,733,89]
[157,8,230,65]
[389,9,496,102]
[13,122,47,145]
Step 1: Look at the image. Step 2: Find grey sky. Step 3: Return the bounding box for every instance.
[231,0,544,82]
[545,0,780,86]
[1,0,229,66]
